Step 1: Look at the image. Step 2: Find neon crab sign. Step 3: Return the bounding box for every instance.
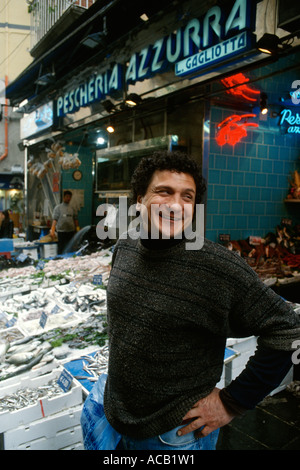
[221,73,260,102]
[216,114,259,146]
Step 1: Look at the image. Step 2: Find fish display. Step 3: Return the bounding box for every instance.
[73,345,109,382]
[0,379,64,412]
[0,248,112,382]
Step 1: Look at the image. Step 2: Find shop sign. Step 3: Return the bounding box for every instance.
[221,73,260,101]
[20,102,53,139]
[56,63,123,117]
[216,113,258,146]
[175,31,253,77]
[174,0,255,77]
[279,108,300,134]
[55,0,256,118]
[127,0,255,82]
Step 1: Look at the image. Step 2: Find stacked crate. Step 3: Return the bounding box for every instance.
[0,365,84,450]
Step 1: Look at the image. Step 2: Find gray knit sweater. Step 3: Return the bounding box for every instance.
[103,234,300,439]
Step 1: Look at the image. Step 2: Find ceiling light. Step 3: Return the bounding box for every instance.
[125,93,142,107]
[140,13,149,22]
[260,93,268,115]
[80,32,106,49]
[256,33,280,55]
[106,125,115,133]
[35,73,55,86]
[97,137,106,145]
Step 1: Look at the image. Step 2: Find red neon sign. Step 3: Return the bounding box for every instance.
[221,73,260,102]
[216,114,259,146]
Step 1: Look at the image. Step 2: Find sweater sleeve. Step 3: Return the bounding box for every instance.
[228,271,300,351]
[222,262,300,411]
[220,345,293,412]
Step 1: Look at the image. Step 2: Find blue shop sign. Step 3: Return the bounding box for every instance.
[56,0,256,118]
[56,63,123,117]
[280,108,300,134]
[127,0,256,82]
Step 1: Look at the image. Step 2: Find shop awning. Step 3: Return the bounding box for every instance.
[6,0,176,107]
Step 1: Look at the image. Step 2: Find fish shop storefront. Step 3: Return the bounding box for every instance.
[3,0,275,238]
[1,0,300,450]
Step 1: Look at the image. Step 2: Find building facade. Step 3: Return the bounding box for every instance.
[5,0,300,243]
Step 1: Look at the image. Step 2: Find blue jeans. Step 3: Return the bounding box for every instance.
[117,425,220,451]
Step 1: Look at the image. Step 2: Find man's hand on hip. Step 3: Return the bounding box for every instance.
[178,388,235,438]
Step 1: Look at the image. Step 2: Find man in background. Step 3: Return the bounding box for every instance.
[50,190,78,254]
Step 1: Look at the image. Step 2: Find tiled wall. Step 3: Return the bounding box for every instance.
[61,145,94,229]
[205,55,300,242]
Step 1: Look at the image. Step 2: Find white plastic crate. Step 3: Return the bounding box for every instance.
[41,243,58,259]
[0,360,58,390]
[17,246,39,261]
[0,367,83,433]
[61,442,84,450]
[269,367,294,396]
[3,405,83,450]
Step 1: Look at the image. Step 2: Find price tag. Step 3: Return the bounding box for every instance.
[67,281,76,292]
[57,369,73,392]
[39,312,48,329]
[36,260,45,270]
[249,236,262,245]
[93,274,103,285]
[51,305,60,315]
[17,253,28,262]
[5,317,17,328]
[219,234,231,242]
[281,218,292,226]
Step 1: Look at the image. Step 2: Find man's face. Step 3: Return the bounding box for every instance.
[137,170,196,239]
[63,194,72,204]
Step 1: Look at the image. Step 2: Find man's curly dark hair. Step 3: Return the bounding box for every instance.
[130,150,206,204]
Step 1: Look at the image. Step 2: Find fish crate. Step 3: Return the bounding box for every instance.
[40,242,58,259]
[18,311,80,337]
[2,405,83,450]
[0,366,83,434]
[225,336,257,384]
[62,349,108,396]
[61,441,84,450]
[0,326,26,343]
[0,360,59,390]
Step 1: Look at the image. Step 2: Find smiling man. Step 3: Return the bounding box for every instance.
[103,150,300,451]
[137,169,196,240]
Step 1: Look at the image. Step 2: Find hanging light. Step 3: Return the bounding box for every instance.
[80,32,106,49]
[260,93,268,115]
[256,33,280,55]
[106,124,115,133]
[125,93,142,107]
[140,13,149,22]
[97,136,106,145]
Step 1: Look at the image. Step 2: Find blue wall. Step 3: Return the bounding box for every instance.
[206,55,300,242]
